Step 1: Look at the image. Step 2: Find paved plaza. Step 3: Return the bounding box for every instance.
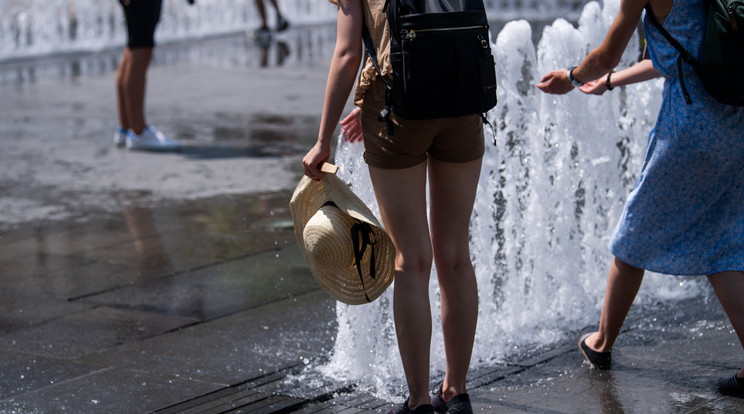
[1,24,743,413]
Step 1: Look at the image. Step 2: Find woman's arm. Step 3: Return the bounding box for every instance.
[536,0,647,95]
[302,0,364,180]
[579,59,659,95]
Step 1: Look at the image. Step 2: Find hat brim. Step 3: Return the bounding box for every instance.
[290,174,395,305]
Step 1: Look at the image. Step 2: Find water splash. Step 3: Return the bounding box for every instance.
[326,0,706,400]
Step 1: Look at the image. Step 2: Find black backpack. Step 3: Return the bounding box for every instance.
[645,0,744,106]
[362,0,498,134]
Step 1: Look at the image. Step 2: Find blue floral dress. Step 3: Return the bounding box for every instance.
[609,0,744,276]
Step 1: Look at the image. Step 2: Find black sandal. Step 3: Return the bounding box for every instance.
[718,374,744,396]
[387,398,435,414]
[431,385,472,414]
[578,332,612,370]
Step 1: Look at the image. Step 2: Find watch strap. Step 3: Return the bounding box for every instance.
[567,66,584,87]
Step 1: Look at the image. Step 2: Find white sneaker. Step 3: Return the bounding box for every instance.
[126,126,180,151]
[114,127,127,147]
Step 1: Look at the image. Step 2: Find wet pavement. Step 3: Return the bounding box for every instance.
[1,23,744,414]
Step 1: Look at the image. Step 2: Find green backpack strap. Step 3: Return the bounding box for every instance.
[646,0,744,106]
[644,3,697,104]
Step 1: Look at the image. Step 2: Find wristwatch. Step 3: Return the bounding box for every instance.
[567,66,584,87]
[605,70,616,90]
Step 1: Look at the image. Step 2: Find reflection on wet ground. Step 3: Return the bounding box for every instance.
[0,185,340,410]
[167,112,319,158]
[0,19,557,88]
[0,24,337,87]
[0,26,334,162]
[1,190,302,304]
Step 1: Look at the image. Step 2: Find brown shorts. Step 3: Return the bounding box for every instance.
[360,82,485,169]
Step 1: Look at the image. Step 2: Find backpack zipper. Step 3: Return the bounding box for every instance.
[402,25,488,42]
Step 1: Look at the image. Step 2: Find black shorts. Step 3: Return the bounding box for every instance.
[119,0,163,49]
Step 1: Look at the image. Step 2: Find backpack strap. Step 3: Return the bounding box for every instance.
[644,3,697,104]
[361,20,395,135]
[480,113,497,146]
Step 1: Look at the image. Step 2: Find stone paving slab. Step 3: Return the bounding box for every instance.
[76,245,316,321]
[0,353,100,401]
[0,291,94,336]
[0,305,198,360]
[0,367,223,414]
[80,289,336,386]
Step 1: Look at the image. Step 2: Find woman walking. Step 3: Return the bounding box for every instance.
[537,0,744,394]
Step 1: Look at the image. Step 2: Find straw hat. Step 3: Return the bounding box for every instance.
[290,166,395,305]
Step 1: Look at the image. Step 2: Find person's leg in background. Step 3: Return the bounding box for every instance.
[583,258,645,354]
[117,46,153,136]
[114,47,131,146]
[115,0,178,150]
[708,271,744,390]
[254,0,288,35]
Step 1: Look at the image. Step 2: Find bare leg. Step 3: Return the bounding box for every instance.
[368,162,432,410]
[116,48,131,129]
[585,257,645,353]
[121,47,153,135]
[428,157,481,399]
[707,271,744,378]
[267,0,281,15]
[254,0,268,28]
[269,0,288,31]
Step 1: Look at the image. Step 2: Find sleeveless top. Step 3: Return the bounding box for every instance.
[643,0,706,78]
[328,0,392,106]
[355,0,393,106]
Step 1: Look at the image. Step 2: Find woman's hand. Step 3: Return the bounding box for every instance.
[302,141,331,181]
[579,78,609,95]
[536,69,574,95]
[340,107,362,142]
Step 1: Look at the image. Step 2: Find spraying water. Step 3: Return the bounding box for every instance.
[325,0,706,399]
